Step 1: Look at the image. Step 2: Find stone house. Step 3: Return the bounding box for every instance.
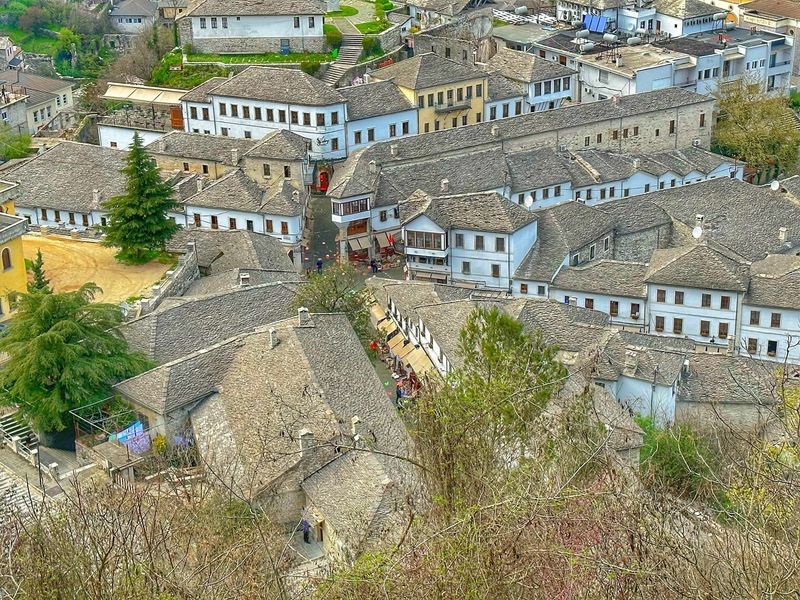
[110,0,158,33]
[0,69,75,135]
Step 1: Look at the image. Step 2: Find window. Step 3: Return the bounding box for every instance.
[331,112,339,124]
[534,82,542,96]
[331,138,339,151]
[623,128,629,138]
[584,136,590,147]
[211,16,218,28]
[316,113,326,127]
[193,213,201,227]
[700,113,706,128]
[600,189,606,200]
[538,285,546,295]
[462,261,471,274]
[199,17,206,28]
[771,312,782,328]
[655,129,660,137]
[82,214,89,227]
[669,119,676,134]
[596,133,602,143]
[229,218,237,230]
[670,179,676,188]
[520,283,529,294]
[266,219,273,233]
[589,244,596,259]
[555,185,561,196]
[244,130,252,139]
[718,322,729,339]
[389,124,397,137]
[445,47,451,58]
[54,210,61,222]
[242,106,250,119]
[246,220,254,231]
[309,16,315,27]
[367,128,375,142]
[474,235,484,251]
[437,91,444,105]
[402,121,409,135]
[612,129,618,140]
[768,340,778,357]
[263,163,271,177]
[303,113,311,126]
[455,233,464,248]
[603,237,610,251]
[659,181,665,190]
[379,210,387,222]
[502,104,509,118]
[354,131,362,144]
[462,115,468,126]
[230,104,239,117]
[515,101,522,114]
[700,320,710,337]
[221,127,229,136]
[749,310,760,325]
[585,298,594,309]
[747,338,758,354]
[476,84,482,97]
[720,296,731,310]
[655,316,665,332]
[424,123,430,133]
[281,221,289,235]
[702,293,711,307]
[598,70,609,84]
[210,215,218,229]
[674,291,684,305]
[633,126,639,136]
[495,237,505,252]
[202,107,209,120]
[266,108,274,121]
[656,289,666,302]
[631,303,640,317]
[427,93,434,106]
[218,103,227,116]
[222,16,228,28]
[644,183,650,193]
[406,231,444,250]
[491,264,500,278]
[563,77,570,90]
[610,300,619,316]
[284,165,291,178]
[673,318,683,334]
[490,106,497,120]
[190,107,198,119]
[278,110,286,123]
[182,162,190,172]
[543,188,550,199]
[293,16,300,28]
[291,111,298,124]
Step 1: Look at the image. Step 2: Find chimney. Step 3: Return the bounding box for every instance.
[239,272,251,287]
[297,306,310,326]
[390,144,398,157]
[351,415,362,437]
[623,350,638,377]
[368,159,377,174]
[779,226,788,243]
[612,95,620,105]
[231,148,239,164]
[440,178,449,193]
[491,124,499,137]
[196,178,204,193]
[268,326,278,349]
[695,214,705,227]
[632,158,641,170]
[292,189,300,202]
[187,240,196,252]
[298,429,314,458]
[92,189,100,205]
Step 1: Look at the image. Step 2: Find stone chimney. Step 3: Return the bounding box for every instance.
[297,306,310,326]
[239,272,251,287]
[491,124,499,137]
[231,147,239,164]
[368,159,377,174]
[440,178,449,193]
[390,144,398,157]
[92,189,100,205]
[292,190,300,202]
[623,350,638,377]
[187,240,196,253]
[779,226,788,243]
[695,214,704,227]
[612,95,620,105]
[632,158,641,170]
[268,326,278,349]
[298,429,314,458]
[351,415,362,437]
[196,178,204,193]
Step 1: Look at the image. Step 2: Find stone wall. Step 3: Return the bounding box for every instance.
[614,224,672,263]
[371,24,403,56]
[337,46,408,87]
[188,35,327,54]
[137,250,199,316]
[413,15,495,65]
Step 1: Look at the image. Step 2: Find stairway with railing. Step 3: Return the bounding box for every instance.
[323,33,364,86]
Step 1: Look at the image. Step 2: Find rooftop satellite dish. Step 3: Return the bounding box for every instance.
[770,180,781,191]
[691,226,703,239]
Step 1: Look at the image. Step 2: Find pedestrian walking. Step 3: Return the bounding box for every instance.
[370,258,378,274]
[301,518,310,543]
[316,258,323,273]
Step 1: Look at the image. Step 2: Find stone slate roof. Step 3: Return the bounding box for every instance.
[168,228,296,274]
[185,268,303,297]
[505,147,574,191]
[553,260,648,299]
[486,72,524,102]
[367,278,473,322]
[7,141,127,212]
[517,299,611,353]
[656,0,718,18]
[645,243,750,292]
[205,67,345,106]
[0,70,73,95]
[680,354,779,406]
[146,131,258,165]
[406,0,470,16]
[595,196,671,235]
[484,47,575,84]
[182,170,304,216]
[111,0,157,17]
[648,178,800,260]
[399,190,537,233]
[339,81,415,121]
[180,77,228,103]
[595,331,694,387]
[746,255,800,310]
[187,0,326,16]
[514,202,614,282]
[243,129,309,160]
[370,53,486,90]
[121,283,299,364]
[329,88,710,199]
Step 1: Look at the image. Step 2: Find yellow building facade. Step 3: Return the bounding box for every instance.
[0,181,29,321]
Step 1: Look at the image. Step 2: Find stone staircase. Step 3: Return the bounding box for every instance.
[323,33,363,86]
[0,411,38,457]
[0,466,36,522]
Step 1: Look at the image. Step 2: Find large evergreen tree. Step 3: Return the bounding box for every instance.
[103,132,180,263]
[27,248,51,294]
[0,283,150,431]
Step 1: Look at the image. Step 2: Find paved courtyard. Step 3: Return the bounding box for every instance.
[23,235,172,304]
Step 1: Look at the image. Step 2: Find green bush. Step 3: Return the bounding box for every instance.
[324,23,342,48]
[361,35,383,57]
[300,60,321,75]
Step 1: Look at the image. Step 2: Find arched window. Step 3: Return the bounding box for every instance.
[2,248,11,271]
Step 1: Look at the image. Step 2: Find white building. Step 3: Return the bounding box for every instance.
[180,67,348,162]
[110,0,158,33]
[407,0,471,29]
[338,81,418,154]
[181,0,327,54]
[399,190,538,289]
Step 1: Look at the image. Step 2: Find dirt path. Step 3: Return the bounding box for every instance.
[23,235,172,304]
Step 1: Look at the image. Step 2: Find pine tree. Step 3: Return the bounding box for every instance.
[103,133,180,263]
[0,283,151,432]
[27,248,51,294]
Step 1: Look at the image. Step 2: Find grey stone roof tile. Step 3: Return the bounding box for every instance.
[182,170,304,216]
[168,228,297,273]
[370,52,486,90]
[243,129,309,160]
[645,243,750,292]
[746,255,800,310]
[207,66,345,105]
[553,260,648,299]
[187,0,326,16]
[147,131,258,165]
[680,353,779,406]
[484,47,576,83]
[339,80,415,121]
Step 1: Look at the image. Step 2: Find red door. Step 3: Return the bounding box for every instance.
[319,171,330,192]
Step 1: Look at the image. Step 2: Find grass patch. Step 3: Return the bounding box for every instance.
[356,20,391,34]
[150,51,230,89]
[186,51,335,64]
[326,5,358,17]
[0,25,60,54]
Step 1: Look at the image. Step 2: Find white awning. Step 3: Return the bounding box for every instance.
[103,82,186,105]
[347,236,370,251]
